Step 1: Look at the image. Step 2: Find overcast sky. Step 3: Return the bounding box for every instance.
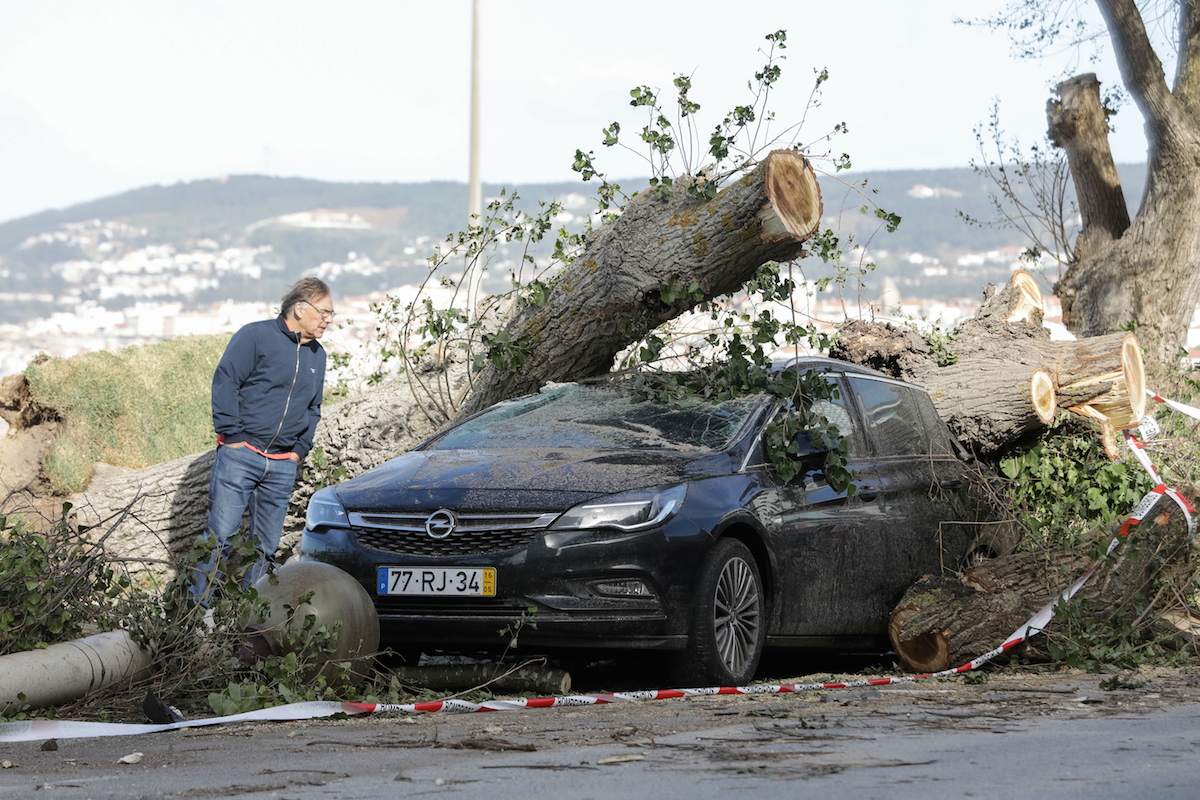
[0,0,1146,225]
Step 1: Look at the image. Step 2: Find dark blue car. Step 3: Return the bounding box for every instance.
[299,358,999,685]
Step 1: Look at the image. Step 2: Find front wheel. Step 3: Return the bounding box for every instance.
[672,538,766,687]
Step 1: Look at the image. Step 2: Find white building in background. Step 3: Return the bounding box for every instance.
[244,210,372,234]
[274,210,372,230]
[907,184,964,200]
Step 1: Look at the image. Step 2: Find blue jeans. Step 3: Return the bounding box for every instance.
[189,444,298,606]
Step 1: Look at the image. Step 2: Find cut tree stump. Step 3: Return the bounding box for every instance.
[1054,332,1146,429]
[1046,72,1131,308]
[888,484,1196,673]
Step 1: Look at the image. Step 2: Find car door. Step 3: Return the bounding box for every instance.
[843,375,974,623]
[766,374,891,637]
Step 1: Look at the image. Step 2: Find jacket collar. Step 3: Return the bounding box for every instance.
[275,314,300,342]
[275,314,321,350]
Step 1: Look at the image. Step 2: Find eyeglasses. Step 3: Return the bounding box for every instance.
[302,300,336,321]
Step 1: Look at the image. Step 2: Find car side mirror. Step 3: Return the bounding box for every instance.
[792,431,833,482]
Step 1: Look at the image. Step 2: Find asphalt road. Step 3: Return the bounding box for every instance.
[3,665,1200,799]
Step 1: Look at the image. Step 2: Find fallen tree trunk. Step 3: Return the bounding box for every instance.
[888,484,1196,673]
[831,270,1146,455]
[458,149,822,416]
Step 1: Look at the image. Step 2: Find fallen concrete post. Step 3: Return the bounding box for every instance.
[0,630,151,713]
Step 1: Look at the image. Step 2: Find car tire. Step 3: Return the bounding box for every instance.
[672,538,766,687]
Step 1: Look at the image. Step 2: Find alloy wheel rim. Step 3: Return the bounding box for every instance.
[713,555,761,677]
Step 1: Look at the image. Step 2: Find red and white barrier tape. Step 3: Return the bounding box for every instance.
[1124,389,1195,527]
[3,392,1196,744]
[0,702,372,743]
[1147,387,1200,423]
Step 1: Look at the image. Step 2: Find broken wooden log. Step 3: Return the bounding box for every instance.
[1154,608,1200,649]
[831,271,1148,455]
[1030,368,1057,425]
[888,484,1196,673]
[958,268,1045,331]
[1054,332,1146,430]
[457,149,823,416]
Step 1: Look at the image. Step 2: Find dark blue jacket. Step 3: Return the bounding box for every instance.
[211,316,326,459]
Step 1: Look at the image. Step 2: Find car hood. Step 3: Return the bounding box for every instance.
[331,447,725,512]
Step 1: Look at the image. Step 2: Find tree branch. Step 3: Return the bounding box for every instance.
[1095,0,1175,140]
[1174,0,1200,116]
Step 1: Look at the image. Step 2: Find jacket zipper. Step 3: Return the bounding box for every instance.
[265,336,303,454]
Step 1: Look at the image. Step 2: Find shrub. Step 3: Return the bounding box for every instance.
[998,422,1156,551]
[0,508,123,656]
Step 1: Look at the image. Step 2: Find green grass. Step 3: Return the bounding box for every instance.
[25,333,232,494]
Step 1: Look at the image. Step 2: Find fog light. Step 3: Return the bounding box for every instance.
[592,579,651,598]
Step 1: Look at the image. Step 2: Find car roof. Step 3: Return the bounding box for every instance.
[775,355,894,380]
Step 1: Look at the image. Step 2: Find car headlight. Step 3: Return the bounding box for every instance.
[306,487,348,531]
[551,485,687,532]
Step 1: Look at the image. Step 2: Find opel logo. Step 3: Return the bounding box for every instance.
[425,509,457,539]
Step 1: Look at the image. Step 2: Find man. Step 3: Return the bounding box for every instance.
[190,277,333,606]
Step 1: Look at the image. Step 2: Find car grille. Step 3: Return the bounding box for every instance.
[348,510,559,557]
[374,596,527,615]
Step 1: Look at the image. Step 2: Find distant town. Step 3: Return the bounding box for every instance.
[5,174,1193,395]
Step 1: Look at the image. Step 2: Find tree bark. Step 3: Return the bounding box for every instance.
[889,484,1197,673]
[1050,1,1200,362]
[1046,73,1131,266]
[457,149,822,416]
[830,273,1147,455]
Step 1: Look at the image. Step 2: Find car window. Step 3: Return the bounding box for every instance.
[914,390,958,456]
[846,376,937,457]
[809,380,863,457]
[429,383,762,452]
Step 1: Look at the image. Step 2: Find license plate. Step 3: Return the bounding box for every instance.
[377,567,496,597]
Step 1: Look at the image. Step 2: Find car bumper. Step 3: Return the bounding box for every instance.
[298,520,710,653]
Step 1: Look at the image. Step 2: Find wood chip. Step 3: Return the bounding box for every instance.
[596,754,644,765]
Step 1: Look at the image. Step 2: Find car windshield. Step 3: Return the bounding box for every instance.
[429,383,762,452]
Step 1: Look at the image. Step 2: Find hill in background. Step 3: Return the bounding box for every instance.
[0,164,1148,323]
